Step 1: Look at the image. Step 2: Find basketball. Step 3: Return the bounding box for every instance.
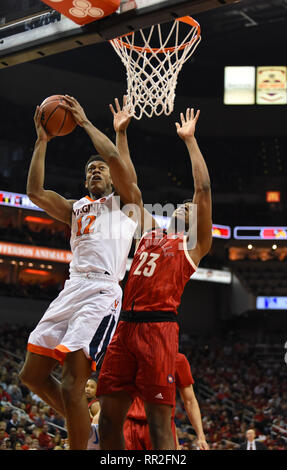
[39,95,77,137]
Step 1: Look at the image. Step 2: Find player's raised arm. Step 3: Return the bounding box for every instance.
[176,108,212,265]
[27,106,75,226]
[110,96,137,184]
[110,96,158,233]
[62,95,142,208]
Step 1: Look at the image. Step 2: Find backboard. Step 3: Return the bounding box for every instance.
[0,0,241,68]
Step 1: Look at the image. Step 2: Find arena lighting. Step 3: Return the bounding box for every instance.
[0,190,42,211]
[224,66,255,105]
[3,189,287,241]
[153,215,231,239]
[272,244,278,250]
[234,226,287,240]
[25,216,53,225]
[0,190,230,238]
[257,67,287,105]
[257,296,287,310]
[212,224,231,239]
[247,244,253,250]
[266,191,281,203]
[24,269,49,276]
[0,242,73,264]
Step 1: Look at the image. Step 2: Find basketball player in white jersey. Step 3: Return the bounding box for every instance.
[87,422,101,451]
[19,95,143,450]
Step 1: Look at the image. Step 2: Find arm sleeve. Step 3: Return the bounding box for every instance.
[175,353,194,388]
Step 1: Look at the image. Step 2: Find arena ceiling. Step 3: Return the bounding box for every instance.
[0,0,287,135]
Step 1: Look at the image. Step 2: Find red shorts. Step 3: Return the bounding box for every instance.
[124,418,177,450]
[124,419,152,451]
[97,320,179,405]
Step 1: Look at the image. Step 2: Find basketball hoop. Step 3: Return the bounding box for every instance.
[109,16,201,120]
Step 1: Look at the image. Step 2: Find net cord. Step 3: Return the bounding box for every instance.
[110,19,201,119]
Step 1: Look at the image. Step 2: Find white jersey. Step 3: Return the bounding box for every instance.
[87,424,100,450]
[69,193,137,281]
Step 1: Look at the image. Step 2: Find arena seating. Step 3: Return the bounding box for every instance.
[0,324,286,450]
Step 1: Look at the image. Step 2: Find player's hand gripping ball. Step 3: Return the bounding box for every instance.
[39,95,77,137]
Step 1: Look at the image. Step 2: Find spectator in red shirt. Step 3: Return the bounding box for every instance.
[21,434,33,450]
[0,385,11,403]
[0,427,9,444]
[28,404,39,421]
[38,424,53,450]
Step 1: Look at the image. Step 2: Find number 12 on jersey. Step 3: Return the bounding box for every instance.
[76,215,96,236]
[133,252,160,277]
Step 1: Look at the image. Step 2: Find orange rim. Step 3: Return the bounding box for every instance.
[111,16,201,54]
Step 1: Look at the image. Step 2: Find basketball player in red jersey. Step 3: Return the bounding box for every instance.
[86,377,102,450]
[97,99,212,450]
[19,96,143,450]
[124,353,209,450]
[85,378,100,421]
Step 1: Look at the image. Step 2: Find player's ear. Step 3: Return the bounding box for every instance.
[84,178,88,189]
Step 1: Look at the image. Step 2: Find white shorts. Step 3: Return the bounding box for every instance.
[27,272,122,371]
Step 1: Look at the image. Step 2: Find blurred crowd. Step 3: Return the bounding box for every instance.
[0,223,70,250]
[0,324,286,450]
[0,324,67,450]
[177,333,287,450]
[0,281,62,301]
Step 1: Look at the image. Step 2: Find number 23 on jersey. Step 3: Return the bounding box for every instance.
[133,252,160,277]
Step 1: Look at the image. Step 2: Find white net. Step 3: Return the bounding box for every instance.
[109,17,201,120]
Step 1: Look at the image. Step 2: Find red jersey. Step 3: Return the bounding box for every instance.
[173,353,194,419]
[88,398,99,409]
[88,398,99,422]
[126,353,194,421]
[122,229,197,313]
[175,353,194,388]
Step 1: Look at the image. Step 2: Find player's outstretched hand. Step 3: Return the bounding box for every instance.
[34,106,52,142]
[61,95,88,127]
[110,95,132,133]
[175,108,200,142]
[197,437,210,450]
